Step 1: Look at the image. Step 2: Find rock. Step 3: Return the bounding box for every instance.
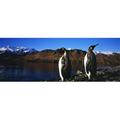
[70,66,120,81]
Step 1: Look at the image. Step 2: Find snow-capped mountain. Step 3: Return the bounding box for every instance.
[0,45,14,52]
[95,51,120,55]
[0,45,38,54]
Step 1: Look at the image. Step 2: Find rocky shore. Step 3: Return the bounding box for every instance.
[69,66,120,81]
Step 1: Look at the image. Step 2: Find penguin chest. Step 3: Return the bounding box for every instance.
[84,54,88,65]
[59,56,65,69]
[86,52,96,64]
[85,52,97,74]
[58,56,71,78]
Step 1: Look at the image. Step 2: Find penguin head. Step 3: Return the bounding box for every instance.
[54,47,66,55]
[59,47,67,54]
[88,44,99,51]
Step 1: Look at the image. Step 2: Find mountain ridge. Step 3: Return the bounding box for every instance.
[0,46,120,67]
[0,45,38,55]
[0,45,120,55]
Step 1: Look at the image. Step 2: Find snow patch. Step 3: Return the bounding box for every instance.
[0,45,38,54]
[95,51,120,55]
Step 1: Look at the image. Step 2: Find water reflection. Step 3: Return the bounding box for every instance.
[0,61,82,81]
[0,63,59,81]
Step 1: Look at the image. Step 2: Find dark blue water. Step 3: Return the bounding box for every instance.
[0,63,60,81]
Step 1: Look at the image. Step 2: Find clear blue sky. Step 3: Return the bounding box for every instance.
[0,38,120,52]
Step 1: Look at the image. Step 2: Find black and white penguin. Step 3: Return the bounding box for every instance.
[58,48,71,81]
[84,44,99,80]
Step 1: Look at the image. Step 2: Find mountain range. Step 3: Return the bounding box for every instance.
[0,45,38,55]
[0,46,120,67]
[0,45,120,55]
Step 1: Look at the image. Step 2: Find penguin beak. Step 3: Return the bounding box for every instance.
[95,44,99,47]
[91,44,99,50]
[93,44,99,49]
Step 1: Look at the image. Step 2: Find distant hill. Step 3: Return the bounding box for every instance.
[0,46,120,68]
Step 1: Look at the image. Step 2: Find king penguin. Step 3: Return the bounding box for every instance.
[58,48,71,81]
[84,44,99,80]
